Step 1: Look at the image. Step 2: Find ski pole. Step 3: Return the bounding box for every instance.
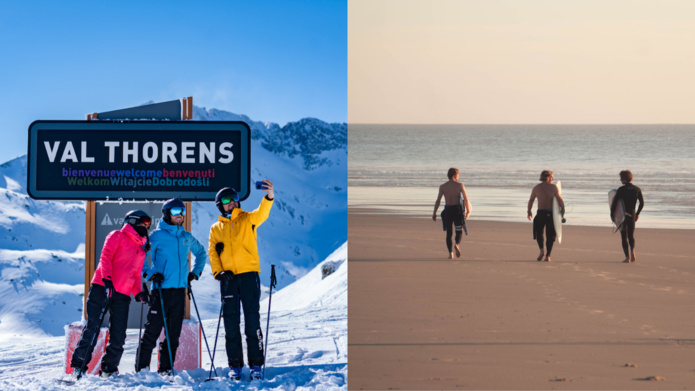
[135,282,149,372]
[188,283,218,378]
[206,242,225,382]
[76,286,112,380]
[156,282,176,375]
[262,265,277,380]
[206,298,224,381]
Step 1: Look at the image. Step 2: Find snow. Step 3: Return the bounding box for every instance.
[0,245,347,390]
[0,108,347,389]
[269,244,347,312]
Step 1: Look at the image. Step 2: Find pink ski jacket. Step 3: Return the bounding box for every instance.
[91,223,148,297]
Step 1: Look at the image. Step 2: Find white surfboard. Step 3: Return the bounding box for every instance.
[608,189,625,232]
[552,181,563,244]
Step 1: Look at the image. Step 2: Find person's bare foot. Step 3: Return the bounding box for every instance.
[545,256,551,262]
[537,250,545,261]
[622,258,630,263]
[455,245,461,258]
[630,250,636,263]
[448,252,454,259]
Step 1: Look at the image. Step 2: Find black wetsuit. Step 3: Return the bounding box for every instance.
[441,205,464,253]
[533,209,555,256]
[610,183,644,258]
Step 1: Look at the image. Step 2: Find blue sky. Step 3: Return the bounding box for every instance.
[0,1,347,163]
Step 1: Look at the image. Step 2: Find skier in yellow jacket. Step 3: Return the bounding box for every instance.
[208,180,273,381]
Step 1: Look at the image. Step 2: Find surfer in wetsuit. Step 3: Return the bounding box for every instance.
[433,168,472,259]
[610,170,644,263]
[527,170,564,262]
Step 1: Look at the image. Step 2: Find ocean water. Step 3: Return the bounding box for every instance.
[349,124,695,229]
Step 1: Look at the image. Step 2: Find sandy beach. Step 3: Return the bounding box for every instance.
[348,209,695,390]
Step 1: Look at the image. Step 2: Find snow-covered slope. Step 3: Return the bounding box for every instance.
[268,242,347,312]
[0,157,86,253]
[0,106,346,340]
[0,243,347,390]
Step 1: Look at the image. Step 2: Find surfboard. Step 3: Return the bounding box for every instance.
[552,181,563,244]
[459,192,468,235]
[608,189,625,232]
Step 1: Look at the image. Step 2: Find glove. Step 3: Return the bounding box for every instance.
[188,272,198,282]
[215,271,234,281]
[102,278,114,289]
[102,278,114,297]
[135,292,149,305]
[149,273,164,284]
[215,242,224,256]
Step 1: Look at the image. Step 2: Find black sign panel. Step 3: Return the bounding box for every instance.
[27,120,250,201]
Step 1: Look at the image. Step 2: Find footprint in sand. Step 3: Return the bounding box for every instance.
[634,376,665,381]
[549,377,570,382]
[640,324,657,334]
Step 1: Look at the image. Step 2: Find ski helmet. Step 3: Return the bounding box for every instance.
[123,210,152,237]
[124,210,151,227]
[215,187,239,216]
[162,198,185,224]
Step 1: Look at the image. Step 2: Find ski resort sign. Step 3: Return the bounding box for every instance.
[27,120,251,201]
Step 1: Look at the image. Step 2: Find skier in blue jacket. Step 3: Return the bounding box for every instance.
[135,199,208,375]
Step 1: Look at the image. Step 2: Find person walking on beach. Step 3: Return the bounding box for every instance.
[70,210,151,379]
[610,170,644,263]
[527,170,564,262]
[136,198,208,375]
[433,168,472,259]
[208,181,274,381]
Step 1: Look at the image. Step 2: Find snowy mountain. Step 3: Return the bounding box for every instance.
[0,106,346,340]
[194,107,347,170]
[0,243,347,390]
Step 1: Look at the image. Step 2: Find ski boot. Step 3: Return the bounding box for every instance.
[99,369,118,378]
[250,366,262,380]
[229,367,242,381]
[71,367,85,380]
[135,365,149,373]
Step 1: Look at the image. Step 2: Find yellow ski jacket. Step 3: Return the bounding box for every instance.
[208,196,273,277]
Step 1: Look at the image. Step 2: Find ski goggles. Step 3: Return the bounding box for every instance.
[138,216,152,228]
[220,194,239,205]
[169,206,186,216]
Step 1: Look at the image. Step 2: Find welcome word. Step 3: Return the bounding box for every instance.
[44,141,235,164]
[62,167,216,178]
[65,176,212,188]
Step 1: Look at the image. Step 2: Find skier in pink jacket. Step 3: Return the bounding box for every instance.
[70,210,152,379]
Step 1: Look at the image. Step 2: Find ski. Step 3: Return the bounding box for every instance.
[55,377,78,386]
[55,374,262,386]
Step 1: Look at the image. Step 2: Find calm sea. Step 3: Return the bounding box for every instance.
[349,124,695,229]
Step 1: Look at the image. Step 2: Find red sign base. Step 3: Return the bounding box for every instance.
[64,323,109,375]
[63,319,201,374]
[157,319,202,371]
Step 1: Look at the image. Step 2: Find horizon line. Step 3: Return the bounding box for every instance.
[348,122,695,126]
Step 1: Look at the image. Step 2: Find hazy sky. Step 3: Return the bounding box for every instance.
[349,0,695,124]
[0,1,346,163]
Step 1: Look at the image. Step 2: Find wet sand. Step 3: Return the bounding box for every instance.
[348,209,695,390]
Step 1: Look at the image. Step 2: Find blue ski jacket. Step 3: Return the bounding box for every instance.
[142,219,208,289]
